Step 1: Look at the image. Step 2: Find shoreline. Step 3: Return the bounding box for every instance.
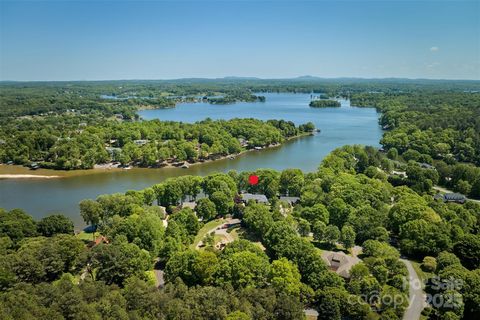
[0,174,61,179]
[0,132,314,179]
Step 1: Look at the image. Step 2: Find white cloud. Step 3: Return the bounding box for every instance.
[430,46,439,52]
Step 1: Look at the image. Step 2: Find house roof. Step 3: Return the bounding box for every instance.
[181,201,196,209]
[434,193,444,200]
[321,251,361,278]
[279,196,300,204]
[444,193,466,201]
[420,162,435,169]
[241,193,269,203]
[435,193,466,202]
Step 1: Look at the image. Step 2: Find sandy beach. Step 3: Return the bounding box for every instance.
[0,174,61,179]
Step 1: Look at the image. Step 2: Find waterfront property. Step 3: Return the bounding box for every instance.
[0,93,382,226]
[239,193,269,204]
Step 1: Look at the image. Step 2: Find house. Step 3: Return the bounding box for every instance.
[240,193,269,204]
[105,147,121,156]
[279,196,300,205]
[181,201,197,210]
[321,251,361,278]
[435,193,467,204]
[87,236,109,248]
[392,170,407,178]
[134,139,148,146]
[420,162,435,170]
[238,138,249,147]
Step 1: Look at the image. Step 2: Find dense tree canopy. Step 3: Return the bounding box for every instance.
[2,80,480,319]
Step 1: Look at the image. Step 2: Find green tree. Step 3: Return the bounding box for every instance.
[324,225,340,247]
[226,311,251,320]
[297,219,311,237]
[454,234,480,270]
[270,258,302,296]
[422,256,437,272]
[195,198,217,221]
[164,249,199,286]
[37,214,74,237]
[279,169,304,197]
[0,208,37,243]
[341,225,356,249]
[300,203,329,224]
[312,220,326,242]
[215,251,270,289]
[210,191,233,217]
[90,241,151,286]
[79,199,103,239]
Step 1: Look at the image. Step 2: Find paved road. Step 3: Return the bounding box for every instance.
[400,259,426,320]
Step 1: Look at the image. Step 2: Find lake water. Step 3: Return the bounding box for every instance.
[0,93,382,226]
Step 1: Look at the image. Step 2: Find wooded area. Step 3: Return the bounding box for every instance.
[1,79,480,319]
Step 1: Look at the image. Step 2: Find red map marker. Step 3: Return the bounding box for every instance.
[249,175,259,185]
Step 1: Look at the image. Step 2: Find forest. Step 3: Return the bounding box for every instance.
[309,100,341,108]
[0,116,314,170]
[1,79,480,319]
[350,91,480,199]
[1,145,479,320]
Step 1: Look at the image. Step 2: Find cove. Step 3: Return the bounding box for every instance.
[0,93,382,226]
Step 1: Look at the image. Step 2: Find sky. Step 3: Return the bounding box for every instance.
[0,0,479,81]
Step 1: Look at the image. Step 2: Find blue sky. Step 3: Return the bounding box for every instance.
[0,0,479,80]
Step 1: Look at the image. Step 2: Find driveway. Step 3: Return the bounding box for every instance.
[154,269,165,288]
[400,259,426,320]
[196,218,239,249]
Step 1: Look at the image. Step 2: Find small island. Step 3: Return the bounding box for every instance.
[309,99,341,108]
[207,94,265,104]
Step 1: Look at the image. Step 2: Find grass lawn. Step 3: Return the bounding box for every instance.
[76,231,96,242]
[213,234,228,244]
[190,219,224,250]
[232,227,265,251]
[228,227,241,241]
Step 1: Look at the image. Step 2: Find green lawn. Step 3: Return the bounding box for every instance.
[76,231,96,242]
[190,219,224,250]
[228,227,240,241]
[231,227,265,251]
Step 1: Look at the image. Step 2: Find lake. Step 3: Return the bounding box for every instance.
[0,93,382,227]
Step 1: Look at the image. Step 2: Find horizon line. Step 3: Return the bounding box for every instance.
[1,75,480,83]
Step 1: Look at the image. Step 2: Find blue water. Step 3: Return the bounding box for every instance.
[139,92,383,172]
[1,93,382,225]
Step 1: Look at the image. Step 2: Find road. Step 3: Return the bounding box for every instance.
[400,259,426,320]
